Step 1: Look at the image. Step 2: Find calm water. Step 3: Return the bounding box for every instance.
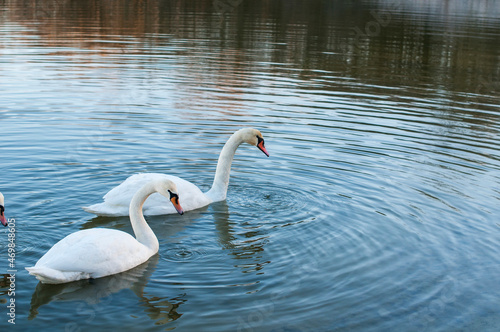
[1,0,500,331]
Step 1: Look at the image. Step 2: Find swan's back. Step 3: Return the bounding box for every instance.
[84,173,210,216]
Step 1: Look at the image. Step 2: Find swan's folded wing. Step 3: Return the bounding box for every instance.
[82,202,128,216]
[84,172,211,216]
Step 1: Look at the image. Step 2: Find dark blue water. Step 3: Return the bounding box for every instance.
[1,0,499,331]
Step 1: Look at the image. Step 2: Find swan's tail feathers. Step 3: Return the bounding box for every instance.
[82,203,127,217]
[25,266,90,284]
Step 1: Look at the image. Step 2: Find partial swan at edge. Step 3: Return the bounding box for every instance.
[0,192,8,227]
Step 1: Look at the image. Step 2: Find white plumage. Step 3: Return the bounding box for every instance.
[26,229,149,284]
[85,174,208,216]
[83,128,269,217]
[26,179,184,284]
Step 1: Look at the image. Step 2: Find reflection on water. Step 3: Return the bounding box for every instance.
[1,0,499,331]
[4,0,499,99]
[28,255,184,326]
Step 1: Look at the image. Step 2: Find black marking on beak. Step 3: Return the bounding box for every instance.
[0,205,7,227]
[168,190,184,215]
[168,190,179,205]
[257,136,269,157]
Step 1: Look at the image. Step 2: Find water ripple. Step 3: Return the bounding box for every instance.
[160,246,207,263]
[2,2,500,331]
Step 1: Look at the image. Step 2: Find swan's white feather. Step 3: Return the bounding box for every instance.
[26,228,154,284]
[83,128,267,217]
[84,173,211,216]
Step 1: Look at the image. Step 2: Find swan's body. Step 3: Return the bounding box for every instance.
[0,192,8,227]
[83,128,269,217]
[26,179,183,284]
[26,229,154,284]
[84,174,209,216]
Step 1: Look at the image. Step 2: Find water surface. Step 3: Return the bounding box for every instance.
[1,0,499,331]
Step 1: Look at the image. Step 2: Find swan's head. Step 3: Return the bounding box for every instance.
[240,128,269,157]
[0,193,7,227]
[155,180,184,215]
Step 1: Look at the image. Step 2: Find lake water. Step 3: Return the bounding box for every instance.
[1,0,499,331]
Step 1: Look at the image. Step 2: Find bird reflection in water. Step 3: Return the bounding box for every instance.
[28,254,185,326]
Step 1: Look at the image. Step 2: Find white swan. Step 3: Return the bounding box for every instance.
[26,179,184,284]
[83,128,269,216]
[0,192,8,227]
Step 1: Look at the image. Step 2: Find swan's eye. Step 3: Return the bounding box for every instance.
[0,205,4,214]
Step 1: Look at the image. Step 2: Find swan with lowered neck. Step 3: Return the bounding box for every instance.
[83,128,269,216]
[0,192,8,227]
[26,179,184,284]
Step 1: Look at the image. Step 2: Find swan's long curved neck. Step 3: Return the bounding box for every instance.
[129,183,159,252]
[205,132,243,202]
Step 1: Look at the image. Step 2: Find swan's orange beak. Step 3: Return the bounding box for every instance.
[0,205,7,227]
[169,192,184,215]
[257,137,269,157]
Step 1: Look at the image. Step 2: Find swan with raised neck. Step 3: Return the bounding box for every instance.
[26,179,183,284]
[83,128,269,216]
